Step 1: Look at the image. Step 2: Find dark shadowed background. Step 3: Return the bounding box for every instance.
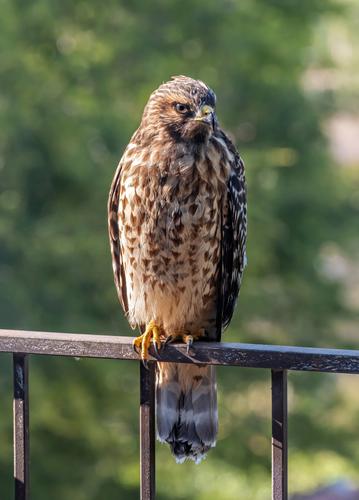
[1,0,359,498]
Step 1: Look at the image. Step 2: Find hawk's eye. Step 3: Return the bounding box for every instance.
[174,103,189,114]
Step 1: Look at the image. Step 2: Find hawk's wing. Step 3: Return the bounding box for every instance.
[108,158,129,316]
[218,134,247,337]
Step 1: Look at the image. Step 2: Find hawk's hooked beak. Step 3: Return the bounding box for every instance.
[193,105,215,129]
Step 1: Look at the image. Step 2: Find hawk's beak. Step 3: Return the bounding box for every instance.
[194,105,215,128]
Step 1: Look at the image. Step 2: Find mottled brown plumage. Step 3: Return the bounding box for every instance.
[108,76,247,463]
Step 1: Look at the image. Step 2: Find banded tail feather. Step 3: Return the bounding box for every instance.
[156,362,218,464]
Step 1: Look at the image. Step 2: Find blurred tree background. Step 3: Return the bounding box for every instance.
[1,0,359,498]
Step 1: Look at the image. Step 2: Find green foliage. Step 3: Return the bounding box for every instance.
[0,0,358,498]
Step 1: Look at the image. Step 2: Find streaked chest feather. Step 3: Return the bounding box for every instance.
[117,138,232,329]
[119,140,230,278]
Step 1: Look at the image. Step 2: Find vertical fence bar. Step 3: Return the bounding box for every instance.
[13,354,30,500]
[271,369,288,500]
[140,362,156,500]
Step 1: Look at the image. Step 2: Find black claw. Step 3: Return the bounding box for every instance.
[153,341,160,358]
[133,343,139,354]
[142,359,149,370]
[186,340,193,354]
[185,336,194,355]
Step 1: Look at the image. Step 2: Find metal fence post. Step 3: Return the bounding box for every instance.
[140,362,156,500]
[13,354,30,500]
[271,369,288,500]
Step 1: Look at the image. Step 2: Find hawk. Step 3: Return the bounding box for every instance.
[108,76,247,463]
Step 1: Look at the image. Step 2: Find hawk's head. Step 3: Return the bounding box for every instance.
[142,76,217,144]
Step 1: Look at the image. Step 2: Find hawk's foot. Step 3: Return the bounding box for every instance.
[167,328,206,354]
[133,320,163,362]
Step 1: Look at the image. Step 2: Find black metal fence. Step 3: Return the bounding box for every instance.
[1,329,359,500]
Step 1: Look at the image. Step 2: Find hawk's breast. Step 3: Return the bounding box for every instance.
[118,140,231,336]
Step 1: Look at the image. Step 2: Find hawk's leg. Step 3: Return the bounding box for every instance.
[133,320,162,361]
[166,328,206,354]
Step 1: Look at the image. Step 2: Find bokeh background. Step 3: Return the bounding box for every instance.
[1,0,359,498]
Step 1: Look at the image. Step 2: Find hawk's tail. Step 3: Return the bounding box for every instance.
[156,362,218,464]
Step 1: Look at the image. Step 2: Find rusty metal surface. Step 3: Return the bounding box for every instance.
[13,354,29,500]
[272,370,288,500]
[1,329,359,372]
[140,363,156,500]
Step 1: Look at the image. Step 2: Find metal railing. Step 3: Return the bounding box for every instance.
[1,328,359,500]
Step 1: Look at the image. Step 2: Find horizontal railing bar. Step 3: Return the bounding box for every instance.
[1,329,359,373]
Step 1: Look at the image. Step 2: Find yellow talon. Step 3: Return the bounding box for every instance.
[133,320,162,361]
